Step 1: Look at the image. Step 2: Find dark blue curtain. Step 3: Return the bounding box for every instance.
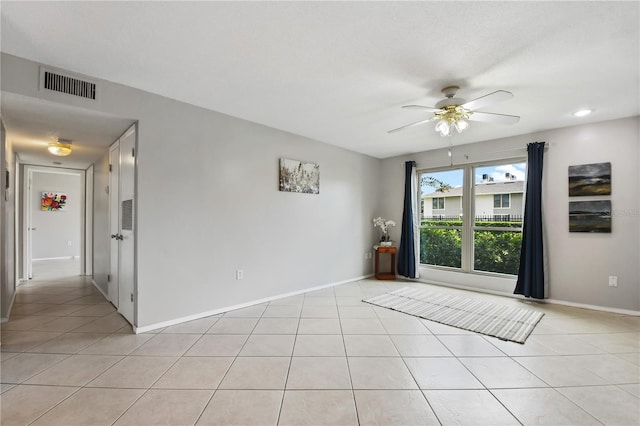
[397,161,417,278]
[515,142,546,298]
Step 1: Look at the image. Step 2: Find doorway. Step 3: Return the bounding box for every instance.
[22,166,87,280]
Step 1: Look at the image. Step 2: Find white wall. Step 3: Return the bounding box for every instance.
[1,119,17,321]
[380,116,640,312]
[133,98,380,327]
[543,118,639,311]
[30,170,82,260]
[1,54,381,328]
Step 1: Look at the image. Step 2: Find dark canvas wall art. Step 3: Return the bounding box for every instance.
[568,162,611,196]
[569,200,611,233]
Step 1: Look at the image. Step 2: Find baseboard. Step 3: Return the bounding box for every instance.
[543,298,640,316]
[32,256,79,261]
[403,277,640,317]
[134,273,374,334]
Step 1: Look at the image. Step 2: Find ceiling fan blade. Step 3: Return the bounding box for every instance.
[468,111,520,125]
[401,105,441,113]
[461,90,513,111]
[388,117,435,133]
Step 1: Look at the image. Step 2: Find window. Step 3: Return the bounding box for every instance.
[419,161,526,276]
[494,193,510,208]
[432,197,445,210]
[419,169,463,269]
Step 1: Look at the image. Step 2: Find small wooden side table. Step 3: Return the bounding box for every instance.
[374,246,396,280]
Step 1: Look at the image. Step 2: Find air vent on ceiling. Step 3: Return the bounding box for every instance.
[40,68,97,100]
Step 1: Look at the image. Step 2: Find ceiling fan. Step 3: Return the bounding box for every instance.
[389,86,520,137]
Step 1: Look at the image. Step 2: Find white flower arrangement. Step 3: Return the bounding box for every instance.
[373,216,396,242]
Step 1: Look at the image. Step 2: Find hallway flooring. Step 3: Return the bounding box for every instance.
[1,265,639,425]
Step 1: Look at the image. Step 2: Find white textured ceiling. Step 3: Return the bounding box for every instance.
[1,1,639,165]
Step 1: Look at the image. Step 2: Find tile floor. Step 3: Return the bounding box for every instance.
[1,264,639,425]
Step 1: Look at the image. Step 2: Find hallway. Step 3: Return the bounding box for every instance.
[1,264,130,352]
[30,258,82,281]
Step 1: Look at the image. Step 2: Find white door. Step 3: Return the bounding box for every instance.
[108,142,120,307]
[117,125,136,324]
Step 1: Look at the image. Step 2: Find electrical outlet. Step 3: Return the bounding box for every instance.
[236,269,244,280]
[608,276,618,287]
[67,241,72,246]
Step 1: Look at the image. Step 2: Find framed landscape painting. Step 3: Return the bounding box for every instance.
[568,162,611,196]
[279,158,319,194]
[569,200,611,233]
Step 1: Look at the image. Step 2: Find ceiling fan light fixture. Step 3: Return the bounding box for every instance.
[388,86,519,136]
[435,119,451,137]
[48,140,72,156]
[434,105,471,137]
[454,119,469,133]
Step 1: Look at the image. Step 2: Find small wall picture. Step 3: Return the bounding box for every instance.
[279,158,319,194]
[41,192,67,211]
[568,162,611,196]
[569,200,611,233]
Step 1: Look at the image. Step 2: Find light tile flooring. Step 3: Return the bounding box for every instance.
[1,268,639,425]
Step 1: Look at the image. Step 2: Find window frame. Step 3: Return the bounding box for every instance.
[417,157,526,277]
[493,193,511,209]
[432,197,445,210]
[419,166,465,270]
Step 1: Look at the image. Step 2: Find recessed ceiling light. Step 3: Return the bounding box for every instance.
[573,109,592,117]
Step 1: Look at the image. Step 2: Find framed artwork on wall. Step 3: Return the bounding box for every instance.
[569,200,611,233]
[279,158,320,194]
[568,162,611,196]
[41,191,67,211]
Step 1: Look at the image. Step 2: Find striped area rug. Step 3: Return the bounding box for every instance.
[363,287,544,344]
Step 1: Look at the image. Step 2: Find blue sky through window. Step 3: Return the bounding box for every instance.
[421,162,526,195]
[475,163,526,184]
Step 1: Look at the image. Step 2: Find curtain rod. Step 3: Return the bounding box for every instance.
[467,143,549,157]
[401,143,549,167]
